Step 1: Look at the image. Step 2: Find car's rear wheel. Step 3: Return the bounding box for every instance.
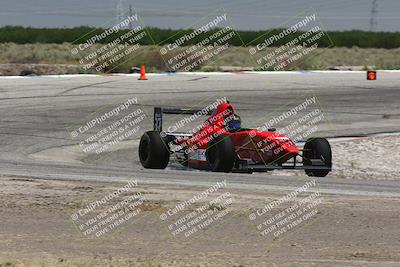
[139,131,170,169]
[206,134,235,172]
[303,137,332,177]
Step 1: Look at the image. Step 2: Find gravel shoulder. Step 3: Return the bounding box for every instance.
[271,135,400,180]
[1,176,399,267]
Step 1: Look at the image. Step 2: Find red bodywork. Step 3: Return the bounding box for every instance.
[175,103,299,169]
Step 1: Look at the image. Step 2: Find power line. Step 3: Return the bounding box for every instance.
[369,0,379,31]
[116,0,126,24]
[128,4,134,29]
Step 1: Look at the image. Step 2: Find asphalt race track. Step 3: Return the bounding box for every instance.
[0,71,399,196]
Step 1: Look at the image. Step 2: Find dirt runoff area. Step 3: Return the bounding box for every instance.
[270,135,400,181]
[0,175,399,267]
[331,135,400,180]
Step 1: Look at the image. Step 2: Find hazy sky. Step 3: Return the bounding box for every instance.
[0,0,399,31]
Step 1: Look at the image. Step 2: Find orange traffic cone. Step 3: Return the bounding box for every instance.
[138,64,148,80]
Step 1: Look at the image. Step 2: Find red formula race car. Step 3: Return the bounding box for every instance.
[138,102,332,177]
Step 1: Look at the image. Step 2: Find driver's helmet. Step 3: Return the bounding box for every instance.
[226,114,241,131]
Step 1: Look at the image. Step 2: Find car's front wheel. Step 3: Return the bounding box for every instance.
[303,137,332,177]
[206,134,235,172]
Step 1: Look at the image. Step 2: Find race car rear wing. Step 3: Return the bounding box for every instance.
[153,107,213,132]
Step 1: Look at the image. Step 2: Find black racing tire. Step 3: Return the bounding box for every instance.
[206,134,235,172]
[303,138,332,177]
[138,131,170,169]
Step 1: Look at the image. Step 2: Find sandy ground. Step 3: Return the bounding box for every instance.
[271,135,400,180]
[1,44,400,74]
[331,135,400,180]
[1,175,399,267]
